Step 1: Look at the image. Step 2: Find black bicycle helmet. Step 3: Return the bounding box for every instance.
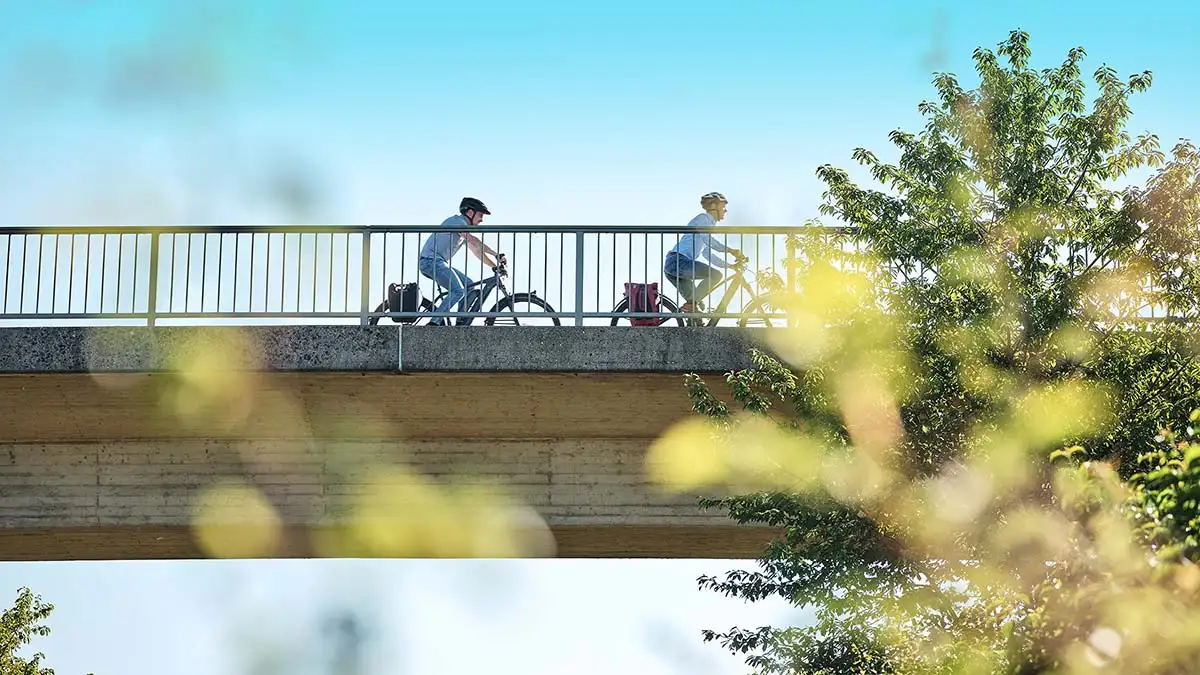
[460,197,491,215]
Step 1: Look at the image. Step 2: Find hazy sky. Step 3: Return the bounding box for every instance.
[1,1,1198,674]
[1,0,1196,228]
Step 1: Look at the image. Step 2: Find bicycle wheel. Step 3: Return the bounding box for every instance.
[608,296,687,327]
[367,298,436,325]
[367,300,387,326]
[485,293,561,326]
[737,294,788,327]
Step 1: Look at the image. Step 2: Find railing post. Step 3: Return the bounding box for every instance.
[360,229,372,325]
[147,231,159,327]
[574,229,584,326]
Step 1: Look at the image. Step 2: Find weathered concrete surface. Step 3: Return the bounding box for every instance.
[0,326,397,373]
[398,326,761,372]
[0,525,778,560]
[0,434,778,559]
[0,372,722,441]
[0,326,780,559]
[0,326,764,373]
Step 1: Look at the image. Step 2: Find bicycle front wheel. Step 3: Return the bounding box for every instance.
[485,293,561,326]
[737,294,788,328]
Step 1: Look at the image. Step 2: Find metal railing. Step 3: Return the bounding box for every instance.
[0,224,1187,327]
[0,225,836,327]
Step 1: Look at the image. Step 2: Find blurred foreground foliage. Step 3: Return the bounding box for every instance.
[649,30,1200,674]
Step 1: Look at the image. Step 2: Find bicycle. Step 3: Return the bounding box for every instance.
[608,254,784,327]
[368,254,561,326]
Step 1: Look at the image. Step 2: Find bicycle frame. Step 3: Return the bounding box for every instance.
[675,261,759,326]
[424,260,513,324]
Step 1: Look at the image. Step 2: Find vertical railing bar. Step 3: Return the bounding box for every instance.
[249,234,257,313]
[232,233,240,313]
[656,232,663,318]
[384,230,391,317]
[604,228,614,317]
[279,233,287,313]
[398,231,405,317]
[559,233,564,320]
[147,232,160,326]
[216,233,224,314]
[45,234,58,314]
[265,233,272,313]
[82,234,92,314]
[19,236,29,314]
[360,230,372,325]
[131,235,139,317]
[595,232,601,322]
[0,235,8,313]
[1,234,9,313]
[184,232,194,315]
[327,233,334,314]
[65,233,75,314]
[573,231,584,326]
[168,233,178,317]
[343,234,351,314]
[201,232,210,314]
[115,235,123,314]
[311,233,319,315]
[642,231,647,320]
[295,234,302,314]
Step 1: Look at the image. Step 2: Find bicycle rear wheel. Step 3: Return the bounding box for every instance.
[367,298,436,325]
[485,293,561,326]
[367,300,386,326]
[608,297,686,326]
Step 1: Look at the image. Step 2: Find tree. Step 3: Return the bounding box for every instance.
[0,587,91,675]
[647,30,1200,673]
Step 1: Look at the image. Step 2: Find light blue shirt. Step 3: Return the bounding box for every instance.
[667,212,730,269]
[419,214,469,261]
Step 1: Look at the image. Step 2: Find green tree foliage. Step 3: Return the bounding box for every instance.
[647,30,1200,673]
[0,587,90,675]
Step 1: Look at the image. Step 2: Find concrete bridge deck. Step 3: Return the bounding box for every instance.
[0,326,779,561]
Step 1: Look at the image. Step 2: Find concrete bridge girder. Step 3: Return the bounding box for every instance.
[0,326,780,559]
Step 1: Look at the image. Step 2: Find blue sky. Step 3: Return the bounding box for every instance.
[2,1,1199,673]
[1,0,1196,228]
[0,559,804,675]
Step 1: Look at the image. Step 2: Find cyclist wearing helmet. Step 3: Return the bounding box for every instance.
[418,197,501,325]
[663,191,746,314]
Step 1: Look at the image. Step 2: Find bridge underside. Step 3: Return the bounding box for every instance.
[0,370,778,560]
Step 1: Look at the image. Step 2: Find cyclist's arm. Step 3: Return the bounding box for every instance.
[707,234,730,254]
[701,235,732,268]
[463,233,498,267]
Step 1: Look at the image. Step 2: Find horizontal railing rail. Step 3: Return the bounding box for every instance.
[0,224,1187,328]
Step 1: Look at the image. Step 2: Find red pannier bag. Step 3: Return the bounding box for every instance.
[624,282,661,326]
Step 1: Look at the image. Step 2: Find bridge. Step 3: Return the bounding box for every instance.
[0,224,1177,561]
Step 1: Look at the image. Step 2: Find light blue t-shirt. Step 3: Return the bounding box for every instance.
[419,214,469,261]
[667,212,730,269]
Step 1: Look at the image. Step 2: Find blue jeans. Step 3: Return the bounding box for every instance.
[664,252,722,305]
[418,256,474,325]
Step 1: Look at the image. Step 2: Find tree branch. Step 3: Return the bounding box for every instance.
[1065,146,1098,205]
